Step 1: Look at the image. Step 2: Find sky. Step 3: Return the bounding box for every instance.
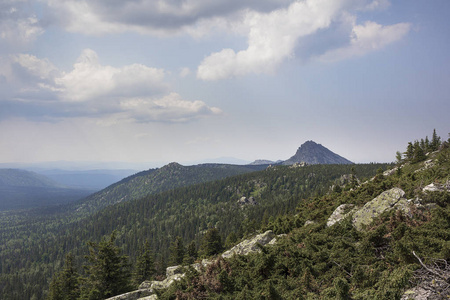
[0,0,449,169]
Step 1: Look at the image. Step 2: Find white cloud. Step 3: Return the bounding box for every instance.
[197,0,348,80]
[318,21,411,62]
[120,93,222,123]
[12,54,58,81]
[2,49,222,123]
[54,49,167,102]
[179,67,192,78]
[0,2,43,50]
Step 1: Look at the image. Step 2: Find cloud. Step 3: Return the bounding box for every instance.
[120,93,222,123]
[43,0,292,36]
[197,0,348,80]
[54,49,168,102]
[318,21,411,62]
[1,50,221,123]
[0,1,43,51]
[196,0,409,80]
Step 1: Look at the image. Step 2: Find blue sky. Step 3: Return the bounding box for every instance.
[0,0,449,168]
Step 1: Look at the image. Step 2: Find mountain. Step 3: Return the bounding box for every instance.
[0,160,390,299]
[282,140,353,165]
[37,169,137,190]
[73,162,267,214]
[0,169,93,211]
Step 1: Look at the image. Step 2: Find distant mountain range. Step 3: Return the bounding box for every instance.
[1,140,352,212]
[250,140,353,165]
[0,169,93,211]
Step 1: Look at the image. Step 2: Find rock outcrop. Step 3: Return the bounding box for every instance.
[110,230,279,300]
[352,188,406,231]
[237,196,258,206]
[327,204,355,227]
[423,180,450,192]
[222,230,276,258]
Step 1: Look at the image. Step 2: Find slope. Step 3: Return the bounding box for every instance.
[283,140,353,165]
[73,162,266,214]
[0,162,389,299]
[158,136,450,299]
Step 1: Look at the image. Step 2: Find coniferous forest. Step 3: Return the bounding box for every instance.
[1,130,449,299]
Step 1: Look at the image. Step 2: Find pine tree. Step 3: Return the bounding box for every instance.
[47,254,80,300]
[184,240,198,264]
[412,140,426,163]
[405,142,414,161]
[169,236,185,265]
[430,129,441,151]
[81,232,131,300]
[133,240,155,286]
[200,228,223,257]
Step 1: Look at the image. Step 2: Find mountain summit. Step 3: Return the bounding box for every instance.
[283,141,353,165]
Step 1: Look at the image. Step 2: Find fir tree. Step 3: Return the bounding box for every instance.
[184,240,198,264]
[47,254,80,300]
[430,128,441,151]
[133,240,155,286]
[200,228,223,257]
[169,236,185,265]
[81,232,131,300]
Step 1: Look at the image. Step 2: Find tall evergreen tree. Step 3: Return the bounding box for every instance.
[412,140,426,163]
[47,254,80,300]
[184,240,198,264]
[81,232,131,300]
[430,129,441,151]
[200,228,223,257]
[169,236,185,265]
[405,142,414,161]
[133,240,155,286]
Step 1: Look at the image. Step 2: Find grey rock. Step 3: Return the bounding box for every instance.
[222,230,276,258]
[165,265,183,277]
[237,196,258,206]
[104,289,154,300]
[352,188,405,231]
[423,180,450,192]
[304,220,316,226]
[327,204,356,227]
[401,287,433,300]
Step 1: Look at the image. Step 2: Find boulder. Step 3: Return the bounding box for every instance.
[423,180,450,192]
[304,220,316,226]
[401,287,433,300]
[165,265,183,277]
[104,289,154,300]
[237,196,258,206]
[352,188,406,231]
[222,230,275,258]
[327,204,356,227]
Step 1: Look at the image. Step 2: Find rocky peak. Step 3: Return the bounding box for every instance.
[283,140,353,165]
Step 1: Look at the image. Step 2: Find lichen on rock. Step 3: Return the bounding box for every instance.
[352,188,406,231]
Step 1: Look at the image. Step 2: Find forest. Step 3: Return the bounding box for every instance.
[1,130,448,299]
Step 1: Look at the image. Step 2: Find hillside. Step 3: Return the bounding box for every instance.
[0,169,93,211]
[283,140,353,165]
[0,162,389,299]
[153,136,450,299]
[73,162,266,214]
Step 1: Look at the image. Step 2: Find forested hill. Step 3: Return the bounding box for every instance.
[0,169,93,211]
[72,162,267,214]
[0,161,390,299]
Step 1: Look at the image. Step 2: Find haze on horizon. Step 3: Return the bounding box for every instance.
[0,0,449,167]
